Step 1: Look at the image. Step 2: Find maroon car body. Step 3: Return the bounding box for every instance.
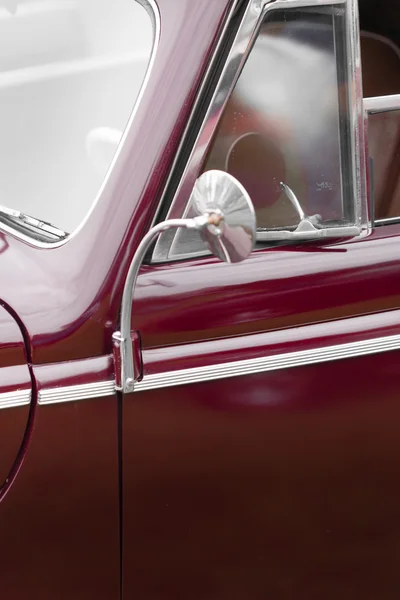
[1,0,400,598]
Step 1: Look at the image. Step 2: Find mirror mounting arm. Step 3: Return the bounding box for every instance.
[113,215,219,393]
[113,169,257,394]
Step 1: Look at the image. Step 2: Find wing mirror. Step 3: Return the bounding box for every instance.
[113,170,257,393]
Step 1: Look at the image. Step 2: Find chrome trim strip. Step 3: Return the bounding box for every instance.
[364,94,400,114]
[31,330,400,401]
[38,380,115,405]
[0,389,31,410]
[375,216,400,226]
[135,333,400,392]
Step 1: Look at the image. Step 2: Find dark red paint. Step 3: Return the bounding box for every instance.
[0,302,29,367]
[135,226,400,349]
[123,354,400,600]
[141,308,400,377]
[123,230,400,599]
[34,354,114,392]
[0,396,119,600]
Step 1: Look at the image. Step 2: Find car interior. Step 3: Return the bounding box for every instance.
[0,0,153,236]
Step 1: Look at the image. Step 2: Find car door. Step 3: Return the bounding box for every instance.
[121,0,400,598]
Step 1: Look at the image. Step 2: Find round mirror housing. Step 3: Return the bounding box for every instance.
[113,170,256,392]
[191,170,256,263]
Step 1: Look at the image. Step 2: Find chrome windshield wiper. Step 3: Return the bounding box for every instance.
[0,205,67,242]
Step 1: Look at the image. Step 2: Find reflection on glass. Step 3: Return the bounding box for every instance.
[368,110,400,222]
[203,4,352,234]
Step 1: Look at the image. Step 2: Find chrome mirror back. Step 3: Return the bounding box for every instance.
[191,170,257,263]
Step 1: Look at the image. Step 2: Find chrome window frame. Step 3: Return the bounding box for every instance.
[365,93,400,227]
[365,94,400,115]
[152,0,367,263]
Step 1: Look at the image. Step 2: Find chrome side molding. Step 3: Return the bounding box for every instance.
[38,380,115,405]
[364,94,400,114]
[135,332,400,392]
[0,389,30,410]
[19,330,400,407]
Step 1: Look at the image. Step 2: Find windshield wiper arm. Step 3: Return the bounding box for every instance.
[0,205,67,241]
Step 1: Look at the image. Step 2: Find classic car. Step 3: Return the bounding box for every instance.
[1,0,400,597]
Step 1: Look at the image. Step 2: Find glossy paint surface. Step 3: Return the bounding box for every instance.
[34,354,114,393]
[140,308,400,377]
[0,404,29,488]
[124,352,400,599]
[124,231,400,598]
[134,226,400,348]
[0,396,119,599]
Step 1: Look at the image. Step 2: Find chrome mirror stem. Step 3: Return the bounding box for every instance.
[113,216,213,393]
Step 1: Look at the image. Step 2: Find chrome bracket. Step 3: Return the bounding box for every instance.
[257,183,361,242]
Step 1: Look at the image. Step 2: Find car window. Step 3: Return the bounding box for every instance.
[367,109,400,222]
[0,0,154,240]
[201,10,353,235]
[154,0,365,262]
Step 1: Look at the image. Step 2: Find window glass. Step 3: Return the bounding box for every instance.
[0,0,153,239]
[166,2,357,260]
[368,110,400,222]
[205,8,350,231]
